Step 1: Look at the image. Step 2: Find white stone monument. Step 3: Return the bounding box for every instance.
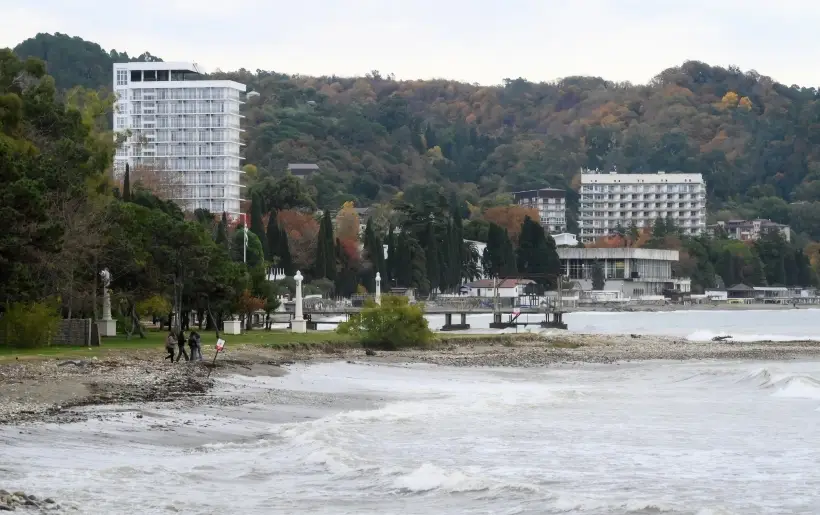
[97,268,117,337]
[291,270,307,333]
[375,272,382,305]
[223,316,242,335]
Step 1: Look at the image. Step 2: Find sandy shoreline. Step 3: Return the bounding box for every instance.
[3,333,820,426]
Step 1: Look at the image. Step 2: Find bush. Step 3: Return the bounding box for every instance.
[0,300,62,349]
[337,295,432,350]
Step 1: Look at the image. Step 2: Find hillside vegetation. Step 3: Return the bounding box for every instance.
[10,33,820,244]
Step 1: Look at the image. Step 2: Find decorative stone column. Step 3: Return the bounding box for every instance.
[97,268,117,337]
[291,270,307,333]
[375,272,382,305]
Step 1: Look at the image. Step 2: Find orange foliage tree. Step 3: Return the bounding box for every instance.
[482,206,539,245]
[236,289,266,330]
[335,201,360,242]
[278,210,320,271]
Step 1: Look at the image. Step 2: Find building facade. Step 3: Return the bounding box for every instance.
[710,219,791,242]
[558,247,691,297]
[579,171,706,242]
[113,62,246,217]
[512,188,567,233]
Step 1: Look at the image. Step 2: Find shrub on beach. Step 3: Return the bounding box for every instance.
[336,295,432,350]
[0,300,61,348]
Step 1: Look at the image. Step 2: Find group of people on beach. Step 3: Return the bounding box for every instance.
[164,330,203,362]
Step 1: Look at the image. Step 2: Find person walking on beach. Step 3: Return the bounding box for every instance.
[165,331,177,362]
[188,331,203,361]
[175,329,189,362]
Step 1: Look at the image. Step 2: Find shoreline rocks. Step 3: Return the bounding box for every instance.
[0,490,61,512]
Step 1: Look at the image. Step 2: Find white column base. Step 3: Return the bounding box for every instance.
[291,319,307,333]
[223,320,242,335]
[97,319,117,337]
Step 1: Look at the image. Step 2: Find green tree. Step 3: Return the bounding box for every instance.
[591,261,606,290]
[423,221,440,294]
[516,216,560,288]
[215,212,230,251]
[337,296,432,350]
[315,210,336,279]
[249,192,267,258]
[123,163,131,201]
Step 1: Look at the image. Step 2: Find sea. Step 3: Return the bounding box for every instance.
[2,309,820,514]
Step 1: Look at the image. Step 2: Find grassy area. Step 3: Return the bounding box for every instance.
[0,329,355,362]
[0,329,557,362]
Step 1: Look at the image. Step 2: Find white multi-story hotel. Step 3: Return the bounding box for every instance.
[112,62,246,217]
[579,171,706,242]
[512,188,567,233]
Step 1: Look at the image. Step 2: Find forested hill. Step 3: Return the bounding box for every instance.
[12,33,820,239]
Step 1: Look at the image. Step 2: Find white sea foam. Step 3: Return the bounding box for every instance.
[5,345,820,513]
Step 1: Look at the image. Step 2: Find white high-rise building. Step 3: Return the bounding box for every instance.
[512,188,567,233]
[112,62,246,217]
[579,171,706,242]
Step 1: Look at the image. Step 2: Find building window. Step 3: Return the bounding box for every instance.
[116,69,128,86]
[115,116,127,129]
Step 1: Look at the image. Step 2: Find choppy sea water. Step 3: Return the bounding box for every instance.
[3,359,820,514]
[404,308,820,341]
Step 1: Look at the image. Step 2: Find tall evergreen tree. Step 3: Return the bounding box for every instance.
[266,210,281,268]
[279,226,293,276]
[122,162,131,202]
[451,205,465,286]
[315,210,336,280]
[215,212,230,252]
[249,192,268,259]
[500,229,517,277]
[386,225,396,286]
[424,221,440,294]
[517,217,560,288]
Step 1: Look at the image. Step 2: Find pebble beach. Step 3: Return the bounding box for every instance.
[3,333,820,427]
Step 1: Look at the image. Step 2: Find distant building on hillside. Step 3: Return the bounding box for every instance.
[710,219,791,242]
[512,188,567,233]
[112,61,246,217]
[288,163,319,179]
[579,171,706,242]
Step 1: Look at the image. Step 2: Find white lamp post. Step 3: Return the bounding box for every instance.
[375,272,382,305]
[291,270,307,333]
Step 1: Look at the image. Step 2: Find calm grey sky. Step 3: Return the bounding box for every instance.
[1,0,819,86]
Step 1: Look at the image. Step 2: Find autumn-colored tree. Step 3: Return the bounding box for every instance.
[586,234,628,249]
[482,206,539,245]
[236,289,266,330]
[335,201,361,242]
[278,209,320,271]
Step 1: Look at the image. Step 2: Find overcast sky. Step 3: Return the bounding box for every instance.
[1,0,818,86]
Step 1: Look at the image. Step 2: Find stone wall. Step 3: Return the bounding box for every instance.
[52,319,93,346]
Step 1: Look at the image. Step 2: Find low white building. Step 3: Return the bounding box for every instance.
[553,233,578,247]
[461,279,535,298]
[558,247,690,297]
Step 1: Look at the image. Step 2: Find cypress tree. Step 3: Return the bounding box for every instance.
[279,226,293,276]
[386,225,396,286]
[500,229,517,277]
[266,210,280,264]
[215,212,230,252]
[315,210,336,280]
[424,221,440,294]
[122,163,131,202]
[250,192,268,259]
